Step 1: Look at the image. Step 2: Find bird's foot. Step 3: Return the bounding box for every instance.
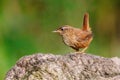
[74,51,85,54]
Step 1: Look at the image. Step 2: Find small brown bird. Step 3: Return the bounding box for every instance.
[53,13,93,53]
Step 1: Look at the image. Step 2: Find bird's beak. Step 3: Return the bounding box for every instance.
[52,30,57,32]
[52,30,60,33]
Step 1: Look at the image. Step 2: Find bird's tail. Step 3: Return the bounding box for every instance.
[82,13,91,31]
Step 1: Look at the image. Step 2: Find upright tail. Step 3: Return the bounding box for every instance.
[82,13,91,31]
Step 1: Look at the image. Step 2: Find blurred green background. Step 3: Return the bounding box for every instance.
[0,0,120,79]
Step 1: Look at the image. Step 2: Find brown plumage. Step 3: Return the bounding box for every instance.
[53,13,93,53]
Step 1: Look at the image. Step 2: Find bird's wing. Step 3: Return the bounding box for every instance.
[75,31,93,42]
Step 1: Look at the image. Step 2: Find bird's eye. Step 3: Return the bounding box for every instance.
[61,28,64,31]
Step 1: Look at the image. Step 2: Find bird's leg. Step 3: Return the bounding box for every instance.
[80,47,88,53]
[74,47,87,53]
[74,47,88,54]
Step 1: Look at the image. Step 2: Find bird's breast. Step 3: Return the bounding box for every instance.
[62,34,76,47]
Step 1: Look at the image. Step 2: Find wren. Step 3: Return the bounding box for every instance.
[53,13,93,53]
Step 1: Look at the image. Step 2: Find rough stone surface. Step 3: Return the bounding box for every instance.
[5,53,120,80]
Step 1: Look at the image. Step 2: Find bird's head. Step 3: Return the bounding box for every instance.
[53,25,73,35]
